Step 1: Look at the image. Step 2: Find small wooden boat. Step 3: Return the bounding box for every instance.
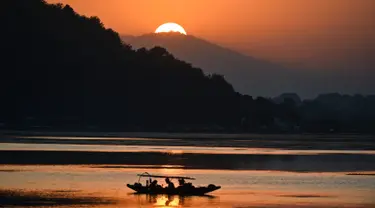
[126,172,221,195]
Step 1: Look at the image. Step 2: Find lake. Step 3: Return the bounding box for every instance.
[0,133,374,207]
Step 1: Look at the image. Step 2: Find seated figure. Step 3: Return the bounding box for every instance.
[165,177,175,189]
[178,178,185,187]
[150,180,158,188]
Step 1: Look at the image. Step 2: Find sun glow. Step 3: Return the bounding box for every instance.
[155,23,187,35]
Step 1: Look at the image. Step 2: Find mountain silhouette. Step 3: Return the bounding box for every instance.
[122,33,375,98]
[122,33,313,97]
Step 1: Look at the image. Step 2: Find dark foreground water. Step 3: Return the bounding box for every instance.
[0,133,374,207]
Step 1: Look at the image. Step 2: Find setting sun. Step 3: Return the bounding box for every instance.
[155,23,187,35]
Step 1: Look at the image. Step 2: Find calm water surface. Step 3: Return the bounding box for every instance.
[0,165,375,207]
[0,134,374,207]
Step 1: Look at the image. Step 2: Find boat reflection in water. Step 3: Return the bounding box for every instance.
[151,195,180,207]
[131,193,217,207]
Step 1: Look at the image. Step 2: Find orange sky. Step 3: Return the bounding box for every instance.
[47,0,375,71]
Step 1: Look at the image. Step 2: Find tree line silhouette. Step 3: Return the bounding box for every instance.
[1,0,374,133]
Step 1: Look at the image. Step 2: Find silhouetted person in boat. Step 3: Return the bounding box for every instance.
[165,177,175,189]
[147,178,152,187]
[177,178,194,188]
[178,178,185,186]
[150,179,158,188]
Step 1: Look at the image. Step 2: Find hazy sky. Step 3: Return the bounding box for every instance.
[47,0,375,73]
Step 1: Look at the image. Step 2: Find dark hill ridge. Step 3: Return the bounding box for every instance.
[1,0,244,130]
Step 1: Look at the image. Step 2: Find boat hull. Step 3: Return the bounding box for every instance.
[127,184,221,195]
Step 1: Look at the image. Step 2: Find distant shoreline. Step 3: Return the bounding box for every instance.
[1,130,374,139]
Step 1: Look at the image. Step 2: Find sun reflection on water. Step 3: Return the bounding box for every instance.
[160,165,185,175]
[168,150,184,154]
[154,195,180,207]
